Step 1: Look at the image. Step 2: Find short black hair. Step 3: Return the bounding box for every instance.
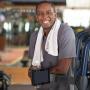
[36,1,56,13]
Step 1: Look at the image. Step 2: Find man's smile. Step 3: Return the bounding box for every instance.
[43,20,50,24]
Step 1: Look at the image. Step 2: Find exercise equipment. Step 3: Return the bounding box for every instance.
[0,71,10,90]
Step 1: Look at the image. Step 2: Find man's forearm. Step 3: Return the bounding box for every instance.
[50,58,72,74]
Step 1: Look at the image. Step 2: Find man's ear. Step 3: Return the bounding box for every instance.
[55,13,57,18]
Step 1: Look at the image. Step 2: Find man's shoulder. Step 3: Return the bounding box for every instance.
[58,23,75,40]
[31,30,39,35]
[59,23,74,34]
[60,23,72,31]
[30,30,39,41]
[31,30,39,37]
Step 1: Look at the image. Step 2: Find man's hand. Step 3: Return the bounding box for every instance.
[28,66,41,78]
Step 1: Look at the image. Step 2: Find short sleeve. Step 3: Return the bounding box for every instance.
[58,25,76,60]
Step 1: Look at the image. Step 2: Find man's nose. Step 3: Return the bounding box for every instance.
[42,13,49,19]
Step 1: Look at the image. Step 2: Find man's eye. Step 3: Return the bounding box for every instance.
[47,12,52,15]
[37,11,54,16]
[37,12,43,16]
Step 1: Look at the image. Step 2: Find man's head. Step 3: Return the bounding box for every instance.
[36,1,57,31]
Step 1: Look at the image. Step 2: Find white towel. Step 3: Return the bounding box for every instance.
[32,18,61,67]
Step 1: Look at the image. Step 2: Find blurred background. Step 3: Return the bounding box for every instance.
[0,0,90,48]
[0,0,90,90]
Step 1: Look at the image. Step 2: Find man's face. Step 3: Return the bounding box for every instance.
[36,3,57,30]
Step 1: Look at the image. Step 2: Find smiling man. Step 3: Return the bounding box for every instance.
[28,1,76,90]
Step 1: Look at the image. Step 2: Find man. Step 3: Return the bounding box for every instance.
[28,1,76,90]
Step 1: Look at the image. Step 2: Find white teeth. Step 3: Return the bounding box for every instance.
[43,21,49,24]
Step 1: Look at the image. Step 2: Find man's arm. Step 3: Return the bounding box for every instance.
[50,58,72,74]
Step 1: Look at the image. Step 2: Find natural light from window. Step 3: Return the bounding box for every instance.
[63,9,90,27]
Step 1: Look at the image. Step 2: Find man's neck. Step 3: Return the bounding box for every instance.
[43,29,50,37]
